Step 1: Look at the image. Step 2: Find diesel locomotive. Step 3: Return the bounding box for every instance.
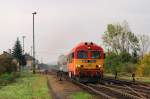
[58,42,105,82]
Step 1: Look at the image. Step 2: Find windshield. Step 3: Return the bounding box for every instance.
[77,51,88,59]
[91,51,100,59]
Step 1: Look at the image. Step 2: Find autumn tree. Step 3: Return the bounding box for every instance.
[103,21,139,54]
[138,34,150,58]
[136,52,150,77]
[103,21,140,77]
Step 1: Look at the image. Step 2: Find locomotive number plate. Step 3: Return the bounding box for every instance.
[82,60,96,63]
[85,64,93,69]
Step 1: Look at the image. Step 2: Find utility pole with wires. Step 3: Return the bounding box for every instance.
[22,36,26,54]
[32,11,37,74]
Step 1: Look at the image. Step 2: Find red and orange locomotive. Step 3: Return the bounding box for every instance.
[58,42,105,82]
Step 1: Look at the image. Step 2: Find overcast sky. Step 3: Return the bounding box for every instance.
[0,0,150,63]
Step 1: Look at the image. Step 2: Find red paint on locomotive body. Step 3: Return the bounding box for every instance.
[72,42,104,59]
[67,42,105,82]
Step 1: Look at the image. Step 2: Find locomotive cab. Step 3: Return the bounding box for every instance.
[67,42,104,82]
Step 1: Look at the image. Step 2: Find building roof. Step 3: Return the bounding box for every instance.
[24,54,34,60]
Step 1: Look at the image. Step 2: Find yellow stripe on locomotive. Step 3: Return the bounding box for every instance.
[75,59,103,70]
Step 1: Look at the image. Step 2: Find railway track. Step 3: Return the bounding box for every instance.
[101,78,150,98]
[89,84,143,99]
[104,84,149,98]
[102,77,150,98]
[71,79,113,99]
[71,79,145,99]
[50,70,150,99]
[104,76,150,87]
[102,77,132,85]
[128,85,150,98]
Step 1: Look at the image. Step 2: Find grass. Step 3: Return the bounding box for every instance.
[0,72,51,99]
[70,91,94,99]
[0,72,20,86]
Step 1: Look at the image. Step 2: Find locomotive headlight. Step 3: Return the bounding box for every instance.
[98,65,102,68]
[76,65,81,68]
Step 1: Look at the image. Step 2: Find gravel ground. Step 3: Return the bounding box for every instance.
[47,75,100,99]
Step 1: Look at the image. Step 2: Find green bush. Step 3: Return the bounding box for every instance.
[0,73,13,85]
[0,72,20,85]
[124,62,136,73]
[1,73,14,81]
[120,52,132,63]
[0,56,17,74]
[12,72,20,78]
[104,52,138,74]
[104,53,122,73]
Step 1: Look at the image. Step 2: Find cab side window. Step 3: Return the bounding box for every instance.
[71,53,74,59]
[68,52,74,63]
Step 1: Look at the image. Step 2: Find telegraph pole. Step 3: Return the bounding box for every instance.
[32,12,37,74]
[22,36,26,54]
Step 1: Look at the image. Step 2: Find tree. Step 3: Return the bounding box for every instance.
[0,54,17,74]
[103,21,139,54]
[136,52,150,77]
[104,53,121,73]
[131,50,139,63]
[138,34,150,58]
[12,38,26,70]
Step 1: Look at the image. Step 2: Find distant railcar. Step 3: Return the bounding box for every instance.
[58,55,67,72]
[58,42,105,82]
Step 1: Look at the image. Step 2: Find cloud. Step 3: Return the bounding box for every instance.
[0,0,150,62]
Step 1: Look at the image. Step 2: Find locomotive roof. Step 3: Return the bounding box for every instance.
[71,42,104,52]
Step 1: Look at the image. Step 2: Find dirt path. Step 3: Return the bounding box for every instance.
[47,75,100,99]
